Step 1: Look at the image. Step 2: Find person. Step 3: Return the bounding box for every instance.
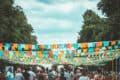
[22,68,29,80]
[100,75,105,80]
[79,69,90,80]
[14,67,24,80]
[72,69,81,80]
[37,70,45,80]
[0,70,6,80]
[48,69,54,80]
[64,69,72,80]
[118,71,120,80]
[51,68,57,80]
[6,67,14,80]
[93,69,105,80]
[93,74,100,80]
[28,67,36,80]
[55,70,60,80]
[60,73,66,80]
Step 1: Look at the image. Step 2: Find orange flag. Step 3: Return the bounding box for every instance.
[95,48,99,52]
[0,43,3,50]
[48,51,53,58]
[66,44,71,49]
[26,51,32,57]
[4,50,9,56]
[11,44,18,50]
[96,42,102,47]
[28,44,32,50]
[39,45,44,49]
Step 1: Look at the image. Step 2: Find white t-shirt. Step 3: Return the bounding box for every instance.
[52,70,57,76]
[15,73,24,80]
[79,76,90,80]
[64,72,72,80]
[28,71,36,80]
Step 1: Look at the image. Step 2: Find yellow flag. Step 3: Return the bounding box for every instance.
[111,41,116,46]
[38,51,43,58]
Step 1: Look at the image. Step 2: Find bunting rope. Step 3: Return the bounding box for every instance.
[0,40,119,51]
[0,40,120,65]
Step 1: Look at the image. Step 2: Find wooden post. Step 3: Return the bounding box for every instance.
[115,58,117,80]
[112,57,114,80]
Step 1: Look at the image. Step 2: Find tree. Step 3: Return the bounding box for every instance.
[98,0,120,40]
[77,10,109,43]
[0,0,37,44]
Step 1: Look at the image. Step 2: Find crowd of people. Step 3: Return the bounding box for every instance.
[0,64,119,80]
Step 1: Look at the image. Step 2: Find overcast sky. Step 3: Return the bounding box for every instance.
[15,0,101,44]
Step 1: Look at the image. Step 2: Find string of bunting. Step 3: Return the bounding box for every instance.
[0,49,120,65]
[0,40,120,65]
[0,40,120,51]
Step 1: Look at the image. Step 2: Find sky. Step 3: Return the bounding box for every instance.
[15,0,101,44]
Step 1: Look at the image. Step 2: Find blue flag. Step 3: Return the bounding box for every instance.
[73,44,79,49]
[4,43,10,50]
[45,45,51,49]
[18,44,23,50]
[103,41,109,47]
[0,50,3,56]
[88,42,96,48]
[88,48,94,54]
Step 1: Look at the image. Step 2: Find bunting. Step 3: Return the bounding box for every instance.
[0,40,120,65]
[0,40,119,51]
[0,49,119,65]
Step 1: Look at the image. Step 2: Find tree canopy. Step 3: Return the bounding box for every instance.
[77,10,109,43]
[0,0,37,44]
[78,0,120,43]
[98,0,120,40]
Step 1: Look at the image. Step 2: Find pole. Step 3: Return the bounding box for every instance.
[112,57,114,80]
[116,58,117,80]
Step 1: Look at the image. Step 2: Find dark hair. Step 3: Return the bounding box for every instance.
[61,73,64,77]
[97,68,102,74]
[8,67,12,72]
[81,69,87,76]
[28,67,32,70]
[24,67,29,71]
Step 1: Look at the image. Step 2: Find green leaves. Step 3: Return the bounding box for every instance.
[97,0,120,40]
[77,10,108,43]
[0,0,37,44]
[78,0,120,43]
